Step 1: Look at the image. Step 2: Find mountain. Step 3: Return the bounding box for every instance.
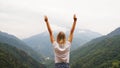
[0,31,43,62]
[0,42,46,68]
[70,27,120,68]
[107,27,120,37]
[23,29,101,58]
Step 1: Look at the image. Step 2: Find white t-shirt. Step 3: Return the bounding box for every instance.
[52,41,71,63]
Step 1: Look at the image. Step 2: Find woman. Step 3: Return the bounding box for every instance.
[44,14,77,68]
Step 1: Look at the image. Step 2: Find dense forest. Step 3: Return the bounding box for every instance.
[0,43,46,68]
[70,31,120,68]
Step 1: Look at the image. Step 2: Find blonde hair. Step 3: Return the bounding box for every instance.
[57,31,66,44]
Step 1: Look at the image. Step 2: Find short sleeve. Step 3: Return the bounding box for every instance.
[65,41,71,48]
[67,41,71,46]
[52,41,58,48]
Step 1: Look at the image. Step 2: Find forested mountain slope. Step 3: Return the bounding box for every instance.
[71,27,120,68]
[0,43,46,68]
[0,31,43,62]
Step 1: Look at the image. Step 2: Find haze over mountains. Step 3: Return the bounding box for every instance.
[23,29,101,58]
[1,0,120,39]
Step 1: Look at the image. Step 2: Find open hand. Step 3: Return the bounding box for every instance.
[44,16,48,22]
[73,14,77,22]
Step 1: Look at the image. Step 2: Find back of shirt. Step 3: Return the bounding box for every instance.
[52,41,71,63]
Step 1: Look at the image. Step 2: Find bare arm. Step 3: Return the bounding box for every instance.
[44,16,55,43]
[68,14,77,43]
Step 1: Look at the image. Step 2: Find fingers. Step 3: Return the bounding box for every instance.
[44,15,48,19]
[73,14,77,21]
[44,15,48,22]
[74,14,76,18]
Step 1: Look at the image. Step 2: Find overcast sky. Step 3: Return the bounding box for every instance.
[0,0,120,39]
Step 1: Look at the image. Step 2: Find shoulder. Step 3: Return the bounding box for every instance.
[52,41,57,45]
[66,41,71,46]
[64,41,71,49]
[52,41,58,48]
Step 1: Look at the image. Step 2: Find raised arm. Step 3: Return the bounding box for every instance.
[44,16,55,43]
[68,14,77,43]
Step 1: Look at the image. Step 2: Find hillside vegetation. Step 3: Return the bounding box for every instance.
[71,34,120,68]
[0,31,43,62]
[0,43,46,68]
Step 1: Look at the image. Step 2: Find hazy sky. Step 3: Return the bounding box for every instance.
[0,0,120,39]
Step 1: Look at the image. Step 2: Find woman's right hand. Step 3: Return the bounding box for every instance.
[73,14,77,22]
